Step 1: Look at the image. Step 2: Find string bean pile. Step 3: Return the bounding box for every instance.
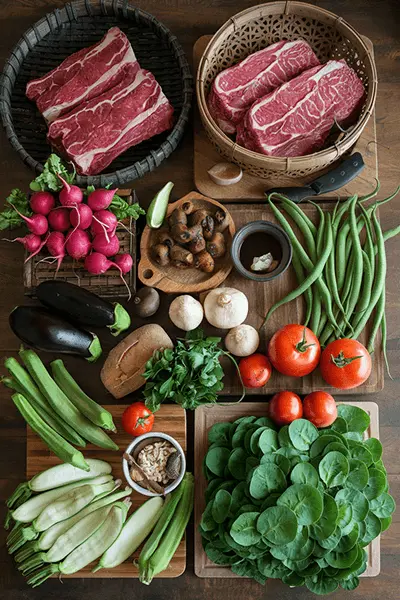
[264,182,400,372]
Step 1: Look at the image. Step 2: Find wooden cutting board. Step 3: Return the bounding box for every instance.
[214,202,384,395]
[26,404,187,579]
[193,35,378,202]
[194,401,380,579]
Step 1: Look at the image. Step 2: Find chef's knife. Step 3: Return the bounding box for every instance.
[265,152,365,203]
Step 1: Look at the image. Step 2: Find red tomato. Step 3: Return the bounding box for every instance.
[122,402,154,436]
[319,339,372,390]
[268,324,321,377]
[269,391,303,426]
[239,353,272,388]
[303,391,337,428]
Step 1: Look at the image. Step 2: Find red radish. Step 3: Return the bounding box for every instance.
[92,233,120,257]
[30,191,55,215]
[84,252,131,299]
[9,203,48,235]
[3,233,41,253]
[70,204,93,230]
[47,231,65,273]
[48,207,71,232]
[65,229,91,260]
[114,253,133,274]
[57,174,83,206]
[87,188,117,212]
[91,210,118,241]
[25,232,50,263]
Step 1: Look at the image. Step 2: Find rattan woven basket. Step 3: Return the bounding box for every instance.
[0,0,192,187]
[197,1,377,181]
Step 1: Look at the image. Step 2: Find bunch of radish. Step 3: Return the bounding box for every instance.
[6,176,133,286]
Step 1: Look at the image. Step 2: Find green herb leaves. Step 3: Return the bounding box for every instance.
[29,154,74,192]
[200,404,395,594]
[143,329,238,411]
[0,189,30,231]
[109,193,145,221]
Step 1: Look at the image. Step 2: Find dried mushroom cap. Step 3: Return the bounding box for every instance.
[165,451,181,479]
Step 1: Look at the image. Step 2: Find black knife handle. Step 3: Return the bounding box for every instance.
[310,153,365,195]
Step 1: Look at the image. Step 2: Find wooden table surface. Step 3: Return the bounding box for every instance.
[0,1,399,599]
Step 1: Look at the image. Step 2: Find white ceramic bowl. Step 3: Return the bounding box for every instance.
[122,432,186,497]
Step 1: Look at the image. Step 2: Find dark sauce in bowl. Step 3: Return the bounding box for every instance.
[239,231,283,273]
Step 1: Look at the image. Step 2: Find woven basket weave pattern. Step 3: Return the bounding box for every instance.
[0,0,192,187]
[197,2,377,180]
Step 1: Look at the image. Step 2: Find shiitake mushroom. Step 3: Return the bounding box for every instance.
[170,245,194,266]
[195,250,214,273]
[153,243,170,266]
[168,208,187,227]
[170,223,192,243]
[214,208,230,233]
[207,232,226,258]
[155,230,174,248]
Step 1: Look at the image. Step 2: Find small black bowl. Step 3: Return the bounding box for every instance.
[231,220,292,282]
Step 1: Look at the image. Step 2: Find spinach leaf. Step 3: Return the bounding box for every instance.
[260,452,290,476]
[256,506,298,545]
[337,404,370,433]
[208,422,232,446]
[310,435,338,458]
[257,554,290,579]
[290,462,319,487]
[360,512,381,545]
[345,458,369,491]
[325,545,359,569]
[204,543,237,565]
[331,417,348,433]
[370,493,396,518]
[277,484,323,525]
[335,522,359,553]
[309,493,338,541]
[340,576,359,590]
[230,512,261,546]
[363,467,386,500]
[249,464,287,500]
[322,441,350,458]
[228,448,248,480]
[335,488,369,522]
[278,424,293,447]
[319,451,349,488]
[289,419,319,451]
[258,428,279,454]
[212,490,232,523]
[347,440,374,465]
[206,446,230,477]
[305,572,339,594]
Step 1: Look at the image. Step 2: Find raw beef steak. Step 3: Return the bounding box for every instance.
[47,66,174,175]
[207,40,320,134]
[236,60,365,157]
[26,27,137,122]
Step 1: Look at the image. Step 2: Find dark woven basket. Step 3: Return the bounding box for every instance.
[0,0,192,187]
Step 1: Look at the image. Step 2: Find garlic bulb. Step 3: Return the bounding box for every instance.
[169,295,204,331]
[204,287,248,329]
[225,324,260,357]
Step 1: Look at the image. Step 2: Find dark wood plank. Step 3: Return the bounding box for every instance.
[0,1,399,599]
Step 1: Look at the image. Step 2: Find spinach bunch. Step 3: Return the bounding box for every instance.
[200,405,395,594]
[143,329,241,412]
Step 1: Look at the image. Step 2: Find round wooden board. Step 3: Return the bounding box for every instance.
[138,191,235,293]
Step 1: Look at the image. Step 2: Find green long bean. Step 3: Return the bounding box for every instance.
[349,251,374,334]
[367,288,385,353]
[291,253,313,327]
[353,208,387,339]
[380,311,392,378]
[263,211,333,326]
[267,199,341,333]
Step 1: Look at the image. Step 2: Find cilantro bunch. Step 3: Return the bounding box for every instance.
[143,329,244,412]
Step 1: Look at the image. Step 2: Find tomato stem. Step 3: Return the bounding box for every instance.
[134,416,150,428]
[295,327,315,353]
[330,351,362,368]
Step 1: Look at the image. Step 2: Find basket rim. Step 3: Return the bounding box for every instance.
[0,0,193,186]
[196,1,377,166]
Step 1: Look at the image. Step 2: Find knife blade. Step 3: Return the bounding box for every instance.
[265,152,365,203]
